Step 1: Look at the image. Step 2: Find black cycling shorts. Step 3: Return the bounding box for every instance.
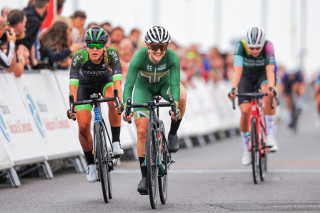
[237,72,267,105]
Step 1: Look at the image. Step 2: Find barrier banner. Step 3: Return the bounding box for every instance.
[15,71,83,160]
[0,135,13,170]
[0,73,46,165]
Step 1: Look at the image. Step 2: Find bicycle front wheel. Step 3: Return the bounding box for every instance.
[146,122,158,209]
[94,123,109,203]
[158,122,168,204]
[250,117,259,184]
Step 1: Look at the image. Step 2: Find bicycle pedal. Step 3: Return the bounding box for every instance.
[112,155,121,159]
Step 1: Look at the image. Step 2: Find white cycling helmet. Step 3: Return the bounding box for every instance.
[245,26,265,48]
[286,63,298,74]
[145,26,171,44]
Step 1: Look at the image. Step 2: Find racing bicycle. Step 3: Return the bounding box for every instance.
[69,90,121,203]
[125,95,176,209]
[232,93,274,184]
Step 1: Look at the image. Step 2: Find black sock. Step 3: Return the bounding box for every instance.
[111,126,120,142]
[84,150,94,165]
[169,119,182,135]
[139,157,147,178]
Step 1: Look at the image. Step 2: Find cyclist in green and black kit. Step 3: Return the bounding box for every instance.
[67,27,124,183]
[122,26,187,195]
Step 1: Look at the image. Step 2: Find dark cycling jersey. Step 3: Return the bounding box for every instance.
[69,47,122,111]
[123,47,180,118]
[234,40,276,104]
[281,71,304,95]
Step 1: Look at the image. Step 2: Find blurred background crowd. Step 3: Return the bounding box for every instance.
[0,0,319,89]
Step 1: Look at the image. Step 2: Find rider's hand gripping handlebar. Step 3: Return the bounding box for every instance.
[125,97,132,124]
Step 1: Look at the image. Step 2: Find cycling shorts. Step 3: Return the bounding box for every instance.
[76,76,113,111]
[238,72,267,105]
[282,72,304,95]
[133,77,174,119]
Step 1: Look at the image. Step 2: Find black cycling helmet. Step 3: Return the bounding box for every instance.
[84,27,109,44]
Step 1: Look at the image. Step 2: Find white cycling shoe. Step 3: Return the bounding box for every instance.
[266,135,276,147]
[86,164,97,183]
[112,142,124,156]
[269,140,279,152]
[242,151,251,165]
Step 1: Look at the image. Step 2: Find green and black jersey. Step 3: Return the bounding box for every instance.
[69,47,122,86]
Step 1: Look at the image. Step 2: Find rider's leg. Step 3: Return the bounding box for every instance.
[135,117,149,194]
[292,82,303,111]
[261,83,276,147]
[77,106,97,182]
[162,83,187,153]
[104,83,123,155]
[239,103,252,151]
[77,108,93,163]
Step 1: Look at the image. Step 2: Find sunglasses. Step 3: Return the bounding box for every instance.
[150,44,167,52]
[87,43,105,49]
[248,47,262,51]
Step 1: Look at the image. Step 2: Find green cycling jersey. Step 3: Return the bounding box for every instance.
[123,47,180,109]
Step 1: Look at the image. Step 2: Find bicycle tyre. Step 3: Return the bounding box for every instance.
[250,117,259,184]
[259,126,266,182]
[146,122,158,209]
[94,123,109,203]
[101,124,112,199]
[158,121,168,204]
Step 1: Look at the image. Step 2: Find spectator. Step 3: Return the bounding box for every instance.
[57,0,66,15]
[109,26,124,51]
[119,38,134,78]
[40,21,82,69]
[70,10,86,43]
[1,7,11,20]
[101,21,112,34]
[128,28,141,51]
[7,10,29,76]
[0,17,18,76]
[87,22,99,29]
[16,0,50,68]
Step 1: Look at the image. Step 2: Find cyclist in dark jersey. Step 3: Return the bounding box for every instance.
[229,26,278,165]
[280,64,305,127]
[122,26,187,195]
[67,27,123,183]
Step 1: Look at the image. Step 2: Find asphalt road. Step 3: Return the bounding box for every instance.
[1,101,320,212]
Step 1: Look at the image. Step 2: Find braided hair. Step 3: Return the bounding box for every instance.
[103,50,112,73]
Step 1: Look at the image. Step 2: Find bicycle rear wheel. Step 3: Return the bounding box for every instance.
[146,122,158,209]
[158,122,168,204]
[94,123,109,203]
[259,126,266,182]
[250,117,259,184]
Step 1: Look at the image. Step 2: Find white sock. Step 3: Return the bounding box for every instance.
[265,115,275,136]
[240,131,248,151]
[273,124,277,139]
[296,97,303,109]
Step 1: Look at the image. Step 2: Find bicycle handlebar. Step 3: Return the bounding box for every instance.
[69,89,120,121]
[124,95,177,124]
[232,93,274,110]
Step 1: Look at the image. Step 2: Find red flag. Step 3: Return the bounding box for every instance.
[41,0,56,31]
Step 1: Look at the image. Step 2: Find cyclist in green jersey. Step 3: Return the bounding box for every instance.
[229,26,278,165]
[67,27,124,183]
[122,26,187,195]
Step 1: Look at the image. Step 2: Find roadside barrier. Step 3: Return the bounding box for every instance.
[0,70,239,187]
